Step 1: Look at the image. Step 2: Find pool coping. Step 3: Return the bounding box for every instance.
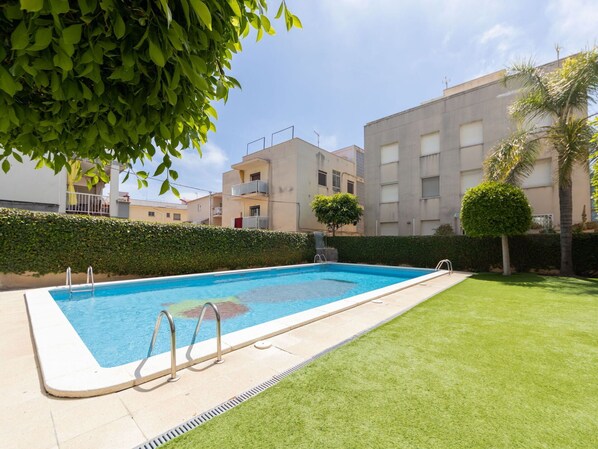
[25,263,448,398]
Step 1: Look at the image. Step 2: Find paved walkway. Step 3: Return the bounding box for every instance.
[0,272,469,449]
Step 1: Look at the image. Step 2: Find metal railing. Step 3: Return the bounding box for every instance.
[314,253,327,263]
[148,310,180,382]
[435,259,453,274]
[66,266,95,297]
[212,206,223,216]
[189,302,223,364]
[231,180,269,196]
[66,192,110,216]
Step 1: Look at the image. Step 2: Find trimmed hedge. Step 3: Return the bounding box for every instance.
[328,234,598,277]
[0,208,314,276]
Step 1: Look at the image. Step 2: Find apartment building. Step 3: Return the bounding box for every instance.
[364,60,591,236]
[222,138,362,234]
[186,192,223,225]
[332,145,366,234]
[128,199,188,223]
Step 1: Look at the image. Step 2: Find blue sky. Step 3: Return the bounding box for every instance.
[122,0,598,202]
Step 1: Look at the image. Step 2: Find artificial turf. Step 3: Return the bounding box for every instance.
[163,274,598,449]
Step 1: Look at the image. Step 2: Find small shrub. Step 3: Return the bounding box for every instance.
[434,224,455,236]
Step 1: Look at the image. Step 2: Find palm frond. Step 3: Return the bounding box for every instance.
[548,117,595,185]
[484,130,540,186]
[505,60,558,122]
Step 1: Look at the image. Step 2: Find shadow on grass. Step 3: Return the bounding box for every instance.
[470,272,598,297]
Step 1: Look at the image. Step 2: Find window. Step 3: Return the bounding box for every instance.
[332,170,341,192]
[173,213,181,221]
[380,184,399,203]
[318,170,327,186]
[459,121,483,147]
[421,220,440,236]
[381,142,399,164]
[148,211,155,217]
[347,180,355,194]
[166,213,171,218]
[249,205,260,216]
[460,169,483,194]
[422,177,440,198]
[522,159,552,188]
[421,132,440,156]
[250,172,261,181]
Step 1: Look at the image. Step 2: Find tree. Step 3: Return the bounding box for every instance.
[461,182,532,276]
[0,0,300,193]
[311,193,363,237]
[484,50,598,276]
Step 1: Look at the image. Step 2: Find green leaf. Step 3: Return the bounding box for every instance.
[159,0,173,26]
[189,0,212,30]
[62,25,83,45]
[11,21,29,50]
[29,28,53,51]
[171,186,180,197]
[78,0,95,15]
[256,27,263,42]
[107,111,116,126]
[275,1,284,19]
[12,152,23,163]
[0,66,20,96]
[148,39,165,67]
[20,0,44,12]
[292,15,302,29]
[159,179,170,195]
[227,0,242,16]
[49,0,70,14]
[2,159,10,173]
[153,163,166,177]
[114,14,126,39]
[53,49,73,72]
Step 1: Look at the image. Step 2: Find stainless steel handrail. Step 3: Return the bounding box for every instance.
[148,310,180,382]
[435,259,453,274]
[314,253,327,263]
[66,267,72,294]
[86,266,95,294]
[190,302,223,364]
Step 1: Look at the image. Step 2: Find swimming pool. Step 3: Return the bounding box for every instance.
[26,263,446,397]
[51,264,433,367]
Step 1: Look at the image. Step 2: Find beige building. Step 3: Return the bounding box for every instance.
[222,138,363,234]
[364,59,591,236]
[186,193,223,226]
[128,199,188,223]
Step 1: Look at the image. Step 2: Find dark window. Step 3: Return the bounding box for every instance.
[166,213,171,218]
[249,205,260,216]
[148,211,155,217]
[250,172,261,181]
[318,170,327,187]
[347,180,355,194]
[173,213,181,221]
[332,170,341,192]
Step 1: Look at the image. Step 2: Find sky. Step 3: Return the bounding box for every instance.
[120,0,598,202]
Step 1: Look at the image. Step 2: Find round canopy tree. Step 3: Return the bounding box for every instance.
[461,181,532,275]
[311,193,363,237]
[0,0,300,193]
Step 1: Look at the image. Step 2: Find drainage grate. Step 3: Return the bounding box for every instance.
[132,283,454,449]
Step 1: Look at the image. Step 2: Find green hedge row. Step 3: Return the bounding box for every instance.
[0,208,314,276]
[328,234,598,277]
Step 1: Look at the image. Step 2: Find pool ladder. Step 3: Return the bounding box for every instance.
[435,259,453,274]
[147,302,223,382]
[66,266,95,297]
[314,253,327,263]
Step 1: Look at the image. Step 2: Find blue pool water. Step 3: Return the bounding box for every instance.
[50,264,433,367]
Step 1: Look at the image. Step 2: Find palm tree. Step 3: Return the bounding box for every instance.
[485,49,598,276]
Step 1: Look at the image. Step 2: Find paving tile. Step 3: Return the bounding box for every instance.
[0,397,56,449]
[117,375,185,414]
[132,394,199,439]
[59,416,145,449]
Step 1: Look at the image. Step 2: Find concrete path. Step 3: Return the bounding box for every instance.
[0,272,469,449]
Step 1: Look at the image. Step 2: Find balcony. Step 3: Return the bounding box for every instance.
[66,192,110,216]
[233,216,269,229]
[231,180,269,198]
[212,206,223,216]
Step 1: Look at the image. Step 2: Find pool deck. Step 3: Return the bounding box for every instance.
[0,271,469,449]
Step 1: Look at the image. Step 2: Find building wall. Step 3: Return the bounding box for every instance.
[364,62,591,236]
[129,202,188,223]
[187,194,223,225]
[0,155,67,212]
[222,138,361,234]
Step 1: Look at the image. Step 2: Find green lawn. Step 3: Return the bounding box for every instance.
[164,274,598,449]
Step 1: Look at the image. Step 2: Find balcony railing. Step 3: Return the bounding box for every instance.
[212,206,223,216]
[66,192,110,216]
[231,180,269,197]
[233,216,268,229]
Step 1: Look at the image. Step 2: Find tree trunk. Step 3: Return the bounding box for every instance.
[501,234,511,276]
[558,180,574,276]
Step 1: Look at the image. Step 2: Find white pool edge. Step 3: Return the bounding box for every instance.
[25,263,448,397]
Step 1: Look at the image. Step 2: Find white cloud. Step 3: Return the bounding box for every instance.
[480,24,520,45]
[546,0,598,50]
